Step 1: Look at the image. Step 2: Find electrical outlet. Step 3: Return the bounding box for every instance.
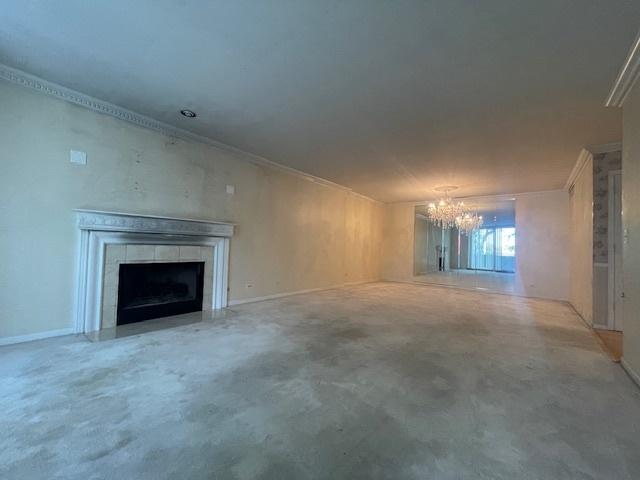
[70,150,87,165]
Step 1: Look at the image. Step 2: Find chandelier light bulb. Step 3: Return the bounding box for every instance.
[455,209,484,234]
[426,188,466,229]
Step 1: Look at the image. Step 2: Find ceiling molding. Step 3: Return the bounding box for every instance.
[605,30,640,107]
[564,142,622,191]
[0,63,380,204]
[586,141,622,155]
[409,189,566,207]
[565,149,592,191]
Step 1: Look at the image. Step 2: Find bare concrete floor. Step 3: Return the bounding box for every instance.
[2,282,640,479]
[415,270,516,294]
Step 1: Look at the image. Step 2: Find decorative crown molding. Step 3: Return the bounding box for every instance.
[564,142,621,191]
[606,30,640,107]
[565,149,592,191]
[0,63,379,204]
[74,209,234,237]
[586,141,622,155]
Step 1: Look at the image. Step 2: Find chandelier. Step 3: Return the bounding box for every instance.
[455,211,483,234]
[427,187,466,229]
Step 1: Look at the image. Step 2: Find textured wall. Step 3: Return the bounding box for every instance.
[0,81,384,339]
[382,203,415,281]
[413,216,428,275]
[514,191,570,301]
[568,157,594,324]
[622,84,640,379]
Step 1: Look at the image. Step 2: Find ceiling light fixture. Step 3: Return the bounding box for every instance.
[427,186,466,229]
[180,109,197,118]
[456,210,483,234]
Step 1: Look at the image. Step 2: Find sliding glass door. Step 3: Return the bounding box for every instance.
[495,227,516,272]
[469,228,495,270]
[469,227,515,273]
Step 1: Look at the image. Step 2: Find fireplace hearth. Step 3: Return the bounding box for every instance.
[117,262,205,325]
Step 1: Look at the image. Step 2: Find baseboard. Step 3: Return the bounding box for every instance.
[621,358,640,389]
[385,277,569,303]
[566,304,622,362]
[0,327,75,347]
[0,282,380,345]
[228,280,377,306]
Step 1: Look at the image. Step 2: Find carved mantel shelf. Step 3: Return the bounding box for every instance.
[74,209,234,238]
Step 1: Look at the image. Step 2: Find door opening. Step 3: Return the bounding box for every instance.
[608,170,623,331]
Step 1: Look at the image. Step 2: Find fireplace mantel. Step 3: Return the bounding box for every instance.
[74,210,233,334]
[75,209,234,237]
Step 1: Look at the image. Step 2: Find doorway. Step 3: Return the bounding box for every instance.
[608,170,623,331]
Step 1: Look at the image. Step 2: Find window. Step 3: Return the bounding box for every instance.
[469,227,516,273]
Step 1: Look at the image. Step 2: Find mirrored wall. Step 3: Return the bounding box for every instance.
[414,198,516,293]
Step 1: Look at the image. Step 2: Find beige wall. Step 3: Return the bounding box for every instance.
[382,191,570,301]
[568,158,594,324]
[413,215,428,275]
[622,83,640,379]
[382,203,415,281]
[514,191,570,301]
[0,81,384,339]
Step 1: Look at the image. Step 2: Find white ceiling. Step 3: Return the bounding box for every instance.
[1,1,638,202]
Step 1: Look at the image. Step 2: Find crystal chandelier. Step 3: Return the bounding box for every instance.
[456,210,483,234]
[427,187,466,229]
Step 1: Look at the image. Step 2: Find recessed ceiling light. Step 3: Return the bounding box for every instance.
[180,109,197,118]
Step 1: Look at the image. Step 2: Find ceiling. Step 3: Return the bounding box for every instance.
[2,1,638,203]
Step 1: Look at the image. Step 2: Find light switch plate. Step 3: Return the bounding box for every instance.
[70,150,87,165]
[226,184,235,195]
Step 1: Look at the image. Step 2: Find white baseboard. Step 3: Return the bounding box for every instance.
[621,358,640,389]
[228,280,377,306]
[0,327,75,347]
[386,277,569,303]
[0,282,380,345]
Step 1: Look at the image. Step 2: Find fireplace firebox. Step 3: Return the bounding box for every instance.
[116,262,205,325]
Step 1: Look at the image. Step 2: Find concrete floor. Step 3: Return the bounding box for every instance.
[2,282,640,479]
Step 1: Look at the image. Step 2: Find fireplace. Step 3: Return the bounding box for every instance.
[75,210,233,333]
[116,262,205,325]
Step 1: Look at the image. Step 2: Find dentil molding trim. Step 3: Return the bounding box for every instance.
[0,63,379,204]
[75,209,234,237]
[606,30,640,107]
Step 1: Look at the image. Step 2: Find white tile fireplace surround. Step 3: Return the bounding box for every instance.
[75,210,234,334]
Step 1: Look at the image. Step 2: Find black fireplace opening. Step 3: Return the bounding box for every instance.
[116,262,205,326]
